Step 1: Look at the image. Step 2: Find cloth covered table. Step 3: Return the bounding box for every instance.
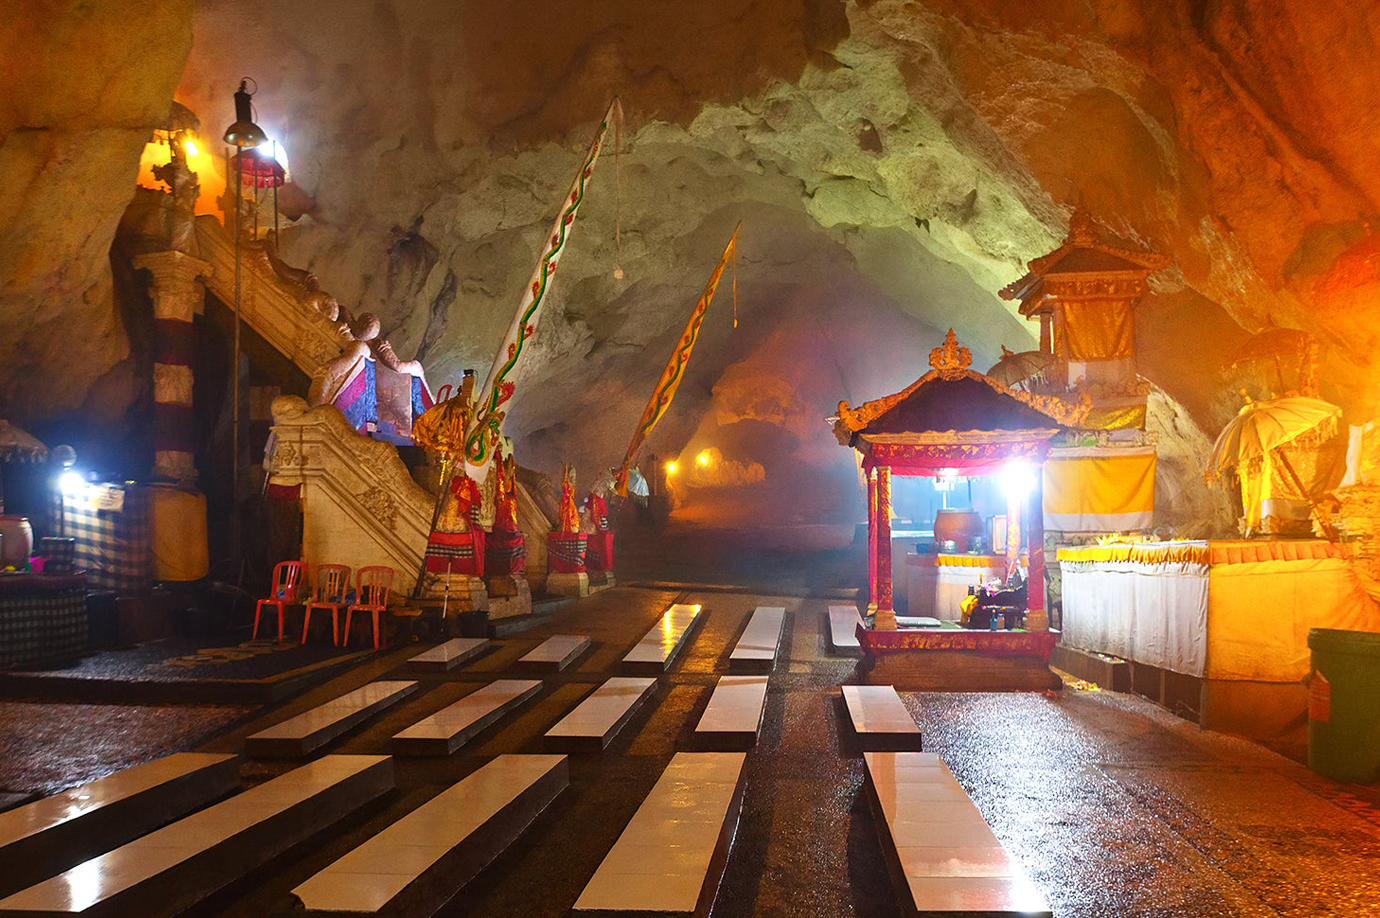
[907,554,1016,622]
[61,484,151,593]
[1059,539,1380,681]
[0,571,87,667]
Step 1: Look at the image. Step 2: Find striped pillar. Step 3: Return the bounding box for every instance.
[134,251,210,483]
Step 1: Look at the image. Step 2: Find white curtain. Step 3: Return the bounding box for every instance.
[1061,560,1208,676]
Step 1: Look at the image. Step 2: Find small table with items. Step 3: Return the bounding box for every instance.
[906,552,1011,622]
[0,571,88,668]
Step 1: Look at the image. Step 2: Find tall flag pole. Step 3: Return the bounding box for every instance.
[464,98,622,473]
[613,222,741,496]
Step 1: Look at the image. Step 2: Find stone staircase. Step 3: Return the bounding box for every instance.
[194,217,553,599]
[194,215,346,376]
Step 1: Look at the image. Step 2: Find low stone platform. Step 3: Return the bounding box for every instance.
[518,635,590,672]
[695,676,769,751]
[392,680,542,756]
[0,753,241,897]
[729,607,785,673]
[291,754,568,916]
[408,639,491,673]
[864,751,1050,916]
[841,685,923,752]
[0,756,394,918]
[827,605,863,656]
[859,629,1062,692]
[245,681,418,758]
[573,752,747,917]
[545,678,657,753]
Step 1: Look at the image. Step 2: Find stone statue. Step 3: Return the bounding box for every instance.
[151,134,199,255]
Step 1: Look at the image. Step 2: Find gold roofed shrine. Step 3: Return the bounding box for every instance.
[1000,210,1168,431]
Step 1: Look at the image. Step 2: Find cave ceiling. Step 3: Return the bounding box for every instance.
[4,0,1380,527]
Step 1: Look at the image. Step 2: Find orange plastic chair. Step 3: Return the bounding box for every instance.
[301,564,352,646]
[253,561,305,641]
[343,566,394,650]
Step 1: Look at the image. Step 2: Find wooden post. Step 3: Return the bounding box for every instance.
[875,466,896,631]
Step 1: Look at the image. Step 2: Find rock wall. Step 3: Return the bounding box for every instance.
[6,0,1378,530]
[0,1,192,424]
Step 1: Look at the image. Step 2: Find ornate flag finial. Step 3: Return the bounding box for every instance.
[928,328,973,378]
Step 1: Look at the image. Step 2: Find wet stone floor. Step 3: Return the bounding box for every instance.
[2,585,1379,917]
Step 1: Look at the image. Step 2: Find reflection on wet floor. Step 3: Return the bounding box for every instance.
[3,587,1379,917]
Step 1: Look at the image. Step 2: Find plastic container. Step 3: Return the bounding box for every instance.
[1307,628,1380,783]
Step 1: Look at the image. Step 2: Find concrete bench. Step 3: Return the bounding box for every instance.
[695,676,769,751]
[573,752,747,917]
[841,685,923,751]
[0,753,241,898]
[728,606,785,673]
[863,752,1050,917]
[392,680,542,756]
[622,603,703,674]
[827,605,863,655]
[292,754,569,916]
[246,681,419,758]
[0,755,393,918]
[545,677,657,753]
[408,638,491,673]
[518,634,591,672]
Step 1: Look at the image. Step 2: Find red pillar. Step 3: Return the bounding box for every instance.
[1027,463,1049,630]
[876,466,894,627]
[867,468,878,613]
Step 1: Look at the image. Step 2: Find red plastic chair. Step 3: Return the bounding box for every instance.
[343,566,395,650]
[253,561,305,641]
[301,564,352,646]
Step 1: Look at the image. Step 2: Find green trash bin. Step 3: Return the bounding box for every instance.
[1308,628,1380,783]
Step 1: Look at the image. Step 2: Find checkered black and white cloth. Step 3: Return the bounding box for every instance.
[0,573,88,668]
[61,485,152,594]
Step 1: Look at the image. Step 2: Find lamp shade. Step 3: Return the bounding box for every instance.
[231,148,285,188]
[223,79,266,148]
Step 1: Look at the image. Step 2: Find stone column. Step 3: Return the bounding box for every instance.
[867,468,878,614]
[134,251,211,483]
[875,465,896,631]
[1026,465,1049,632]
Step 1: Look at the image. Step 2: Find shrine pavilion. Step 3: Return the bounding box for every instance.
[833,329,1088,638]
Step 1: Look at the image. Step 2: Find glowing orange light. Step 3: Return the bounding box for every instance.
[666,461,678,474]
[696,450,711,466]
[184,138,199,157]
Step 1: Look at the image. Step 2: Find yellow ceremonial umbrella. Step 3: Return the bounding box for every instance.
[412,397,471,462]
[1208,395,1341,479]
[987,347,1052,389]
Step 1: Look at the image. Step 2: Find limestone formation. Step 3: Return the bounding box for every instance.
[6,0,1380,529]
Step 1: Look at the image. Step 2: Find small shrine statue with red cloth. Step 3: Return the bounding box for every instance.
[424,470,485,577]
[486,450,526,576]
[584,489,614,573]
[548,464,588,575]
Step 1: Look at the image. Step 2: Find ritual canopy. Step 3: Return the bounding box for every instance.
[834,329,1085,627]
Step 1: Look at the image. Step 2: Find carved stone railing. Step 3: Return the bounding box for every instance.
[268,396,555,596]
[194,215,345,374]
[268,396,432,594]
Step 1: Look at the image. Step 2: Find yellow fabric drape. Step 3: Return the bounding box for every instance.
[1060,300,1134,360]
[1208,557,1380,681]
[1057,542,1209,566]
[1080,404,1147,431]
[934,554,1005,568]
[1044,448,1155,532]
